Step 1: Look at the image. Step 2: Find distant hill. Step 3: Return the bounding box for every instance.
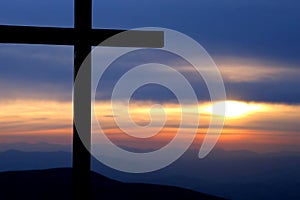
[92,147,300,200]
[0,168,225,200]
[1,143,300,199]
[0,142,71,152]
[0,150,71,171]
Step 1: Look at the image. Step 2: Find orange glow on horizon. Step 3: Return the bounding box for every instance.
[0,99,300,152]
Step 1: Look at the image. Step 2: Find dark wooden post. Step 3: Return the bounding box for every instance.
[73,0,92,198]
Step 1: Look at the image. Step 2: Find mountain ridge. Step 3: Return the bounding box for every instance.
[0,168,226,200]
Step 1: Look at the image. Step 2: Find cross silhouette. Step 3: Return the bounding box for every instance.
[0,0,164,198]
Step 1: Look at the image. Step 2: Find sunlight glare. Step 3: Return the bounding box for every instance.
[204,100,263,118]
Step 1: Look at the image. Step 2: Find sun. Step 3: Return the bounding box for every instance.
[204,100,262,118]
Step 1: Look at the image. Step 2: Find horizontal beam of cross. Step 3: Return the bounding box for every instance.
[0,25,164,48]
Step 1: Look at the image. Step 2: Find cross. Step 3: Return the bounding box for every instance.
[0,0,164,198]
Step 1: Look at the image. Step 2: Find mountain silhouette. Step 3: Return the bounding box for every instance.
[0,168,226,200]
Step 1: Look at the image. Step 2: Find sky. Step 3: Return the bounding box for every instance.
[0,0,300,153]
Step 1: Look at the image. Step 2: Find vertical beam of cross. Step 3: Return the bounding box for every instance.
[73,0,92,198]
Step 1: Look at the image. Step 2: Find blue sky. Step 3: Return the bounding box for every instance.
[0,0,300,103]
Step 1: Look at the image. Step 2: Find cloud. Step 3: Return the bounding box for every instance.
[0,44,73,101]
[1,44,300,104]
[0,99,72,135]
[217,58,300,83]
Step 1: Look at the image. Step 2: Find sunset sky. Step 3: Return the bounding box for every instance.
[0,0,300,153]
